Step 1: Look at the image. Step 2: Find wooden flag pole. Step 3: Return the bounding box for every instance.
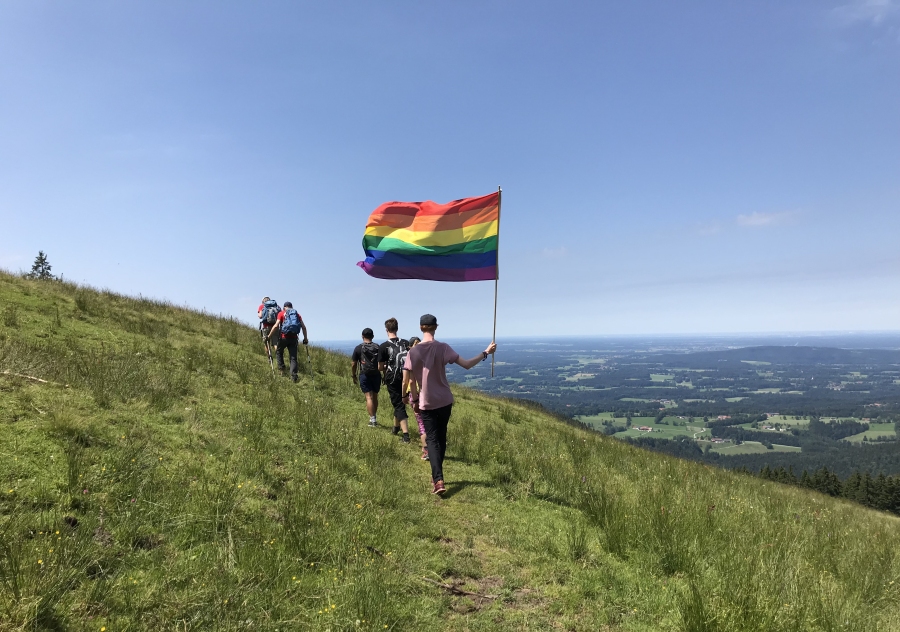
[492,186,502,378]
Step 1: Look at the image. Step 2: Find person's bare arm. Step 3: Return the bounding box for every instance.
[455,342,497,370]
[402,369,416,397]
[267,323,280,342]
[301,323,309,345]
[400,369,419,412]
[351,360,358,381]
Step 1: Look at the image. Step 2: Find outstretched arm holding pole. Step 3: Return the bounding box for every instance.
[455,342,497,370]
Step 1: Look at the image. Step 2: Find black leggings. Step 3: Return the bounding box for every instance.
[420,404,452,482]
[385,379,409,422]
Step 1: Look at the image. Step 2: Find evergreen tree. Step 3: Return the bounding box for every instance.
[843,472,862,502]
[874,473,890,511]
[827,468,843,497]
[857,472,874,506]
[27,251,55,280]
[890,476,900,514]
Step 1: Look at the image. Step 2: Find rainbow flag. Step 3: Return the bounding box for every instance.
[357,191,500,282]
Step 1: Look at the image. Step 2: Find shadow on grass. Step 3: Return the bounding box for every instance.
[441,480,492,500]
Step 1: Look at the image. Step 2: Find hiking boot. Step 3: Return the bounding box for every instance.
[368,419,378,428]
[421,448,429,461]
[432,480,446,495]
[401,433,410,444]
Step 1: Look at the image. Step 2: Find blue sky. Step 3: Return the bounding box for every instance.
[1,1,898,341]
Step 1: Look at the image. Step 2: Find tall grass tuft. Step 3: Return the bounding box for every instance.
[2,305,18,328]
[679,580,715,632]
[565,520,589,561]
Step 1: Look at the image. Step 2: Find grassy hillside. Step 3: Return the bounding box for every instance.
[2,271,900,631]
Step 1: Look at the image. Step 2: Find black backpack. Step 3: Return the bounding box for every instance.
[384,338,409,382]
[359,342,380,374]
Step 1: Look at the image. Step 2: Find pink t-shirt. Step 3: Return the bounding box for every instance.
[403,340,459,411]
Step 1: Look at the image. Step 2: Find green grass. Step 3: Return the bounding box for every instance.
[3,270,900,630]
[710,441,802,455]
[563,372,595,381]
[614,424,708,440]
[845,423,898,443]
[762,415,808,428]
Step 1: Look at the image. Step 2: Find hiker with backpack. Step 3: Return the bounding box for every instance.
[378,318,410,443]
[351,328,381,427]
[258,297,280,341]
[267,301,308,383]
[402,314,496,495]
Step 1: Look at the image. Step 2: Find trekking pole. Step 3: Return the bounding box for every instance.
[305,342,315,385]
[264,337,276,377]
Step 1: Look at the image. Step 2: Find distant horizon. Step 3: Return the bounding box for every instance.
[320,331,900,342]
[318,331,900,353]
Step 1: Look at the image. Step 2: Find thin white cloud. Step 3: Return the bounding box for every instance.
[832,0,899,26]
[735,211,796,228]
[696,221,722,236]
[541,246,567,259]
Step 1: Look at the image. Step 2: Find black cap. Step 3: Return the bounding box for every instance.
[420,314,438,327]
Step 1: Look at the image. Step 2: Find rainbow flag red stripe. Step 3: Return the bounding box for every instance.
[357,192,499,281]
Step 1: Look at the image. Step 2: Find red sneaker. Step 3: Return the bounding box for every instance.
[421,448,429,461]
[432,480,446,495]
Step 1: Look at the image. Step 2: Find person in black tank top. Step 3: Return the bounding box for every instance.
[351,328,381,427]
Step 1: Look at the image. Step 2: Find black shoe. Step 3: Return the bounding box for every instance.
[401,433,410,444]
[391,426,400,436]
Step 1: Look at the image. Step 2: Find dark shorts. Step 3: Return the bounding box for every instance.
[359,372,381,394]
[386,379,408,421]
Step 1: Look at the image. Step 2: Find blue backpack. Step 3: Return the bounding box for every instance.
[281,308,302,335]
[260,300,280,325]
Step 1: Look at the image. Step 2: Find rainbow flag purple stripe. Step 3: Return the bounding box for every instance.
[357,192,499,282]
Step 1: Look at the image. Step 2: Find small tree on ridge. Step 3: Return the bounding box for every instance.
[27,251,55,280]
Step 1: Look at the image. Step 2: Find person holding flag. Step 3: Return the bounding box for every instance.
[402,314,496,495]
[358,189,503,493]
[357,188,503,376]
